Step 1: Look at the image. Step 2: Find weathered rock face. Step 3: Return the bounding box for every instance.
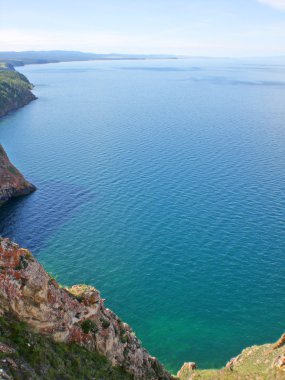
[0,238,173,380]
[177,362,197,380]
[0,145,36,205]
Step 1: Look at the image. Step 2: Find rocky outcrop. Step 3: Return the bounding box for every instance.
[0,145,36,205]
[0,65,36,118]
[178,335,285,380]
[177,363,197,378]
[0,313,134,380]
[274,334,285,349]
[0,238,172,380]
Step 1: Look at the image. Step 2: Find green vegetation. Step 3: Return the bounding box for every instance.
[119,328,129,344]
[14,255,30,271]
[120,334,129,344]
[0,314,133,380]
[100,318,111,329]
[0,64,36,117]
[179,344,285,380]
[80,319,98,334]
[8,165,19,175]
[66,286,88,302]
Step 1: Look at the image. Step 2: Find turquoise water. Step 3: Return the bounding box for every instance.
[0,59,285,372]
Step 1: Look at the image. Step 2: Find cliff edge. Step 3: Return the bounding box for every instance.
[0,238,172,380]
[0,145,36,205]
[178,338,285,379]
[0,237,284,379]
[0,63,36,118]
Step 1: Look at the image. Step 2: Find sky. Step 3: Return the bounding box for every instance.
[0,0,285,57]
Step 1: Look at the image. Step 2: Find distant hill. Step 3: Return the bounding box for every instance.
[0,50,178,66]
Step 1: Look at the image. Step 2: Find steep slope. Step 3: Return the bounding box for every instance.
[0,238,172,380]
[178,337,285,379]
[0,313,133,380]
[0,64,36,117]
[0,145,36,205]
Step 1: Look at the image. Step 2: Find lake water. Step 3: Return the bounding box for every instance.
[0,58,285,372]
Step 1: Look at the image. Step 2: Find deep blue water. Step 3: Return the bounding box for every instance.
[0,58,285,372]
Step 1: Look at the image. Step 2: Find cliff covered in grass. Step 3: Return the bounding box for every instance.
[0,63,36,117]
[0,238,172,380]
[0,145,36,205]
[178,339,285,379]
[0,313,133,380]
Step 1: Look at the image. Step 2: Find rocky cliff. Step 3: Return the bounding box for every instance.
[0,242,284,380]
[0,145,36,205]
[0,64,36,118]
[0,238,173,380]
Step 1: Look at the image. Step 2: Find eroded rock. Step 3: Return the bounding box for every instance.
[274,355,285,371]
[273,334,285,349]
[177,362,197,379]
[0,238,172,380]
[0,145,36,205]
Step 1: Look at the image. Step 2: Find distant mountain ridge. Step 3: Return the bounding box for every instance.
[0,50,179,66]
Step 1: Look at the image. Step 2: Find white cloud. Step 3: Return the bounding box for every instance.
[258,0,285,10]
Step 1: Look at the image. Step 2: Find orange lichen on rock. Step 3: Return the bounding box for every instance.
[0,238,172,380]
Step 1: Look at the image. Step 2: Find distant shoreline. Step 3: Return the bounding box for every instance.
[0,50,180,67]
[16,56,179,67]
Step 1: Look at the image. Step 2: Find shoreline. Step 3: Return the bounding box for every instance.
[0,50,181,68]
[0,63,37,118]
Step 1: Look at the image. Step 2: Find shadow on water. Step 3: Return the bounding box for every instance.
[183,76,285,87]
[120,66,203,72]
[0,180,94,255]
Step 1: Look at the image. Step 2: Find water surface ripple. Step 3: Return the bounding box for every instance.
[0,59,285,372]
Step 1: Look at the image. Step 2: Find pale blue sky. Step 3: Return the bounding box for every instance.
[1,0,285,56]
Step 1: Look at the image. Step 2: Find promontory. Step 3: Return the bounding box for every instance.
[0,145,36,205]
[0,62,36,118]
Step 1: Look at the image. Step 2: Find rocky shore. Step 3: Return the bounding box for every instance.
[0,145,36,205]
[1,237,284,379]
[179,338,285,380]
[0,238,173,380]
